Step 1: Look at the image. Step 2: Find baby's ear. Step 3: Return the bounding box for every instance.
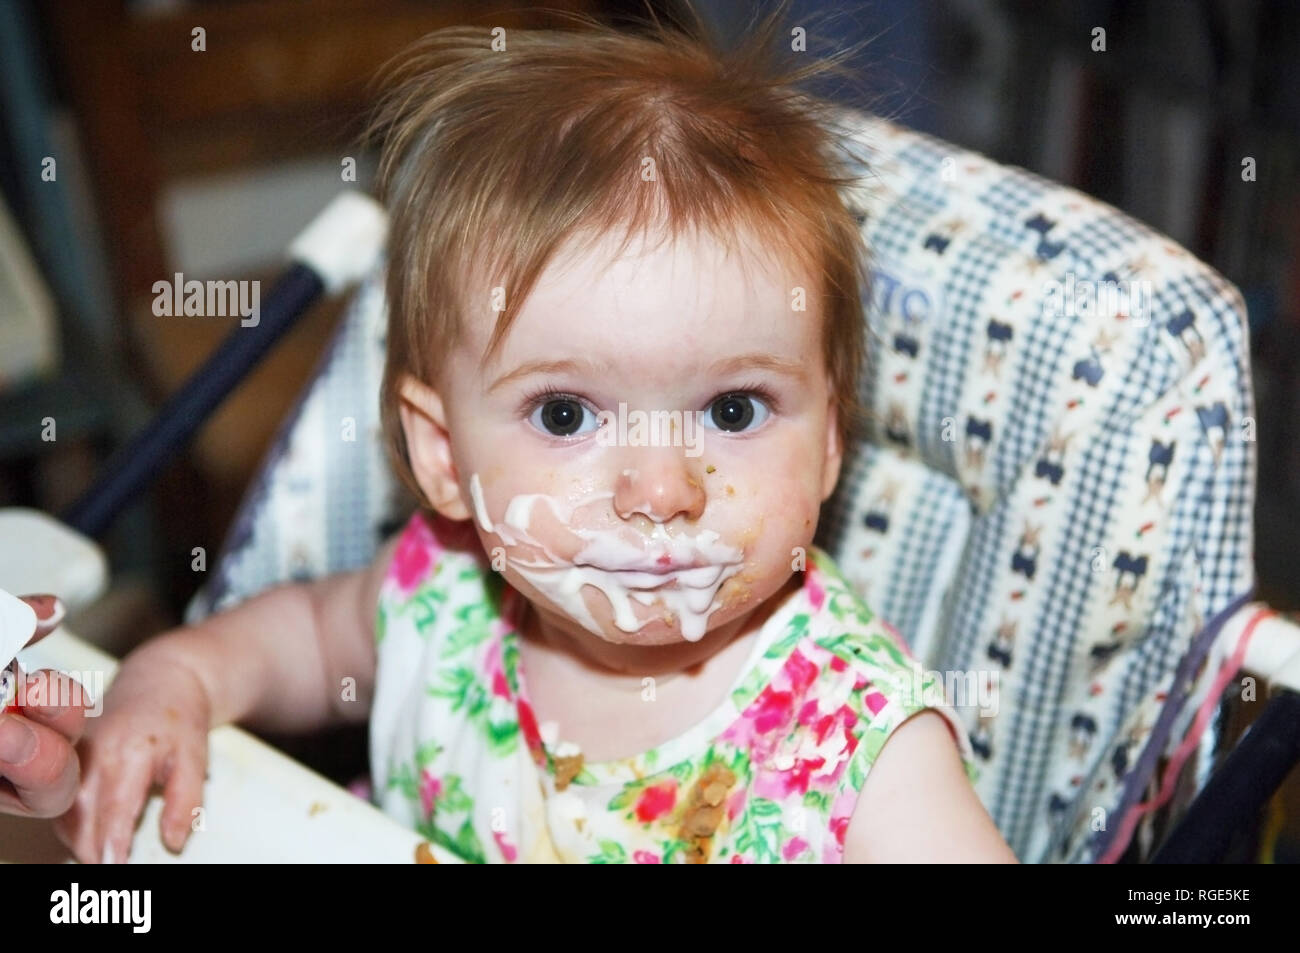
[821,397,844,502]
[397,375,472,521]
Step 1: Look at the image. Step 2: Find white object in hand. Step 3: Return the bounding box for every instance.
[0,588,36,671]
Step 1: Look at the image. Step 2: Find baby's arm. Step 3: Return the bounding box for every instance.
[54,538,397,864]
[149,535,398,734]
[843,710,1019,863]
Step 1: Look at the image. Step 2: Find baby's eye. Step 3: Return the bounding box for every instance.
[529,396,601,437]
[703,392,771,433]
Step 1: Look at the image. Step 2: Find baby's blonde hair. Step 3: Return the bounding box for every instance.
[367,5,872,502]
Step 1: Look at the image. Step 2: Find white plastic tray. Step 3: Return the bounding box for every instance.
[1,627,461,864]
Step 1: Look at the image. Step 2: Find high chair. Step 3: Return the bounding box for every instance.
[44,109,1300,863]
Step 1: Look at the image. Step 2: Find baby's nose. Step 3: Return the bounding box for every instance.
[612,451,706,526]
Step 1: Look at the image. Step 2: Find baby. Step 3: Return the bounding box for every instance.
[55,11,1016,864]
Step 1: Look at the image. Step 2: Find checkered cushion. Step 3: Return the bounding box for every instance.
[813,113,1256,862]
[190,110,1257,863]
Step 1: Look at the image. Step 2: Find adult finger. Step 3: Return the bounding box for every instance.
[18,595,67,647]
[17,668,90,745]
[0,713,80,817]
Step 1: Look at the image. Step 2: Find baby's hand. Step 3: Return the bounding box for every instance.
[53,651,212,864]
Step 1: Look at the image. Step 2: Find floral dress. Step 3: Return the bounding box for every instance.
[369,510,979,863]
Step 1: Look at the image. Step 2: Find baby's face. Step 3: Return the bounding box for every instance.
[407,225,842,647]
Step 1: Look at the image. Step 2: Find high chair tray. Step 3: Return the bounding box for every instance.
[0,627,461,864]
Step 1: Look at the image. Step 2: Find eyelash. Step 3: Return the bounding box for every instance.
[517,381,782,421]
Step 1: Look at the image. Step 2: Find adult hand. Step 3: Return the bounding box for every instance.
[0,594,88,818]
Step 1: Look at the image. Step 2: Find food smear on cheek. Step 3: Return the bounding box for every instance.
[469,473,743,642]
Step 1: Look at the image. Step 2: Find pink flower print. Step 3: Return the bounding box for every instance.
[782,836,810,861]
[830,812,851,848]
[753,689,795,734]
[812,711,836,745]
[391,521,434,594]
[730,854,749,864]
[786,649,819,696]
[807,571,826,611]
[634,781,678,824]
[830,790,857,848]
[419,769,442,820]
[864,685,889,716]
[633,850,662,864]
[517,698,545,763]
[726,788,746,822]
[494,829,519,863]
[484,638,511,700]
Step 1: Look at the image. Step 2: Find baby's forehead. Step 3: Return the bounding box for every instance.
[453,223,823,373]
[495,224,807,312]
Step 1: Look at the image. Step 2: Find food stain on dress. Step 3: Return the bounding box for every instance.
[677,762,737,863]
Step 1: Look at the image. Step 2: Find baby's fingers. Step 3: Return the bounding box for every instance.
[159,743,207,854]
[96,745,157,864]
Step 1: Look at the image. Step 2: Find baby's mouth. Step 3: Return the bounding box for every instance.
[582,563,730,591]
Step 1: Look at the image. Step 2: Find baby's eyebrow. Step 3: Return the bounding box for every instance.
[487,357,601,394]
[487,352,808,394]
[709,353,809,381]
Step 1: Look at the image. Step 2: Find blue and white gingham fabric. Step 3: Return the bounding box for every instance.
[189,111,1256,863]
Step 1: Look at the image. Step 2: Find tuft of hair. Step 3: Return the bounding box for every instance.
[366,2,875,501]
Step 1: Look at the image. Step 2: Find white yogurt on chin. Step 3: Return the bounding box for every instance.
[469,473,743,641]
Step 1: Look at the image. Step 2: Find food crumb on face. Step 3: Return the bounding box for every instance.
[706,464,716,474]
[725,485,734,496]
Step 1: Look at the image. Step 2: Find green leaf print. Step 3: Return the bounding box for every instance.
[484,717,520,757]
[733,665,771,708]
[588,839,629,864]
[429,665,489,719]
[437,774,474,814]
[828,587,874,628]
[667,761,694,785]
[849,744,869,791]
[607,774,659,813]
[661,839,688,864]
[733,798,785,864]
[408,586,448,638]
[502,637,520,687]
[803,789,831,813]
[440,602,496,659]
[765,612,811,661]
[415,739,443,770]
[429,664,517,759]
[822,629,908,671]
[387,761,418,800]
[430,819,487,865]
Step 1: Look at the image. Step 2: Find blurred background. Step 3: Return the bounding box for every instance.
[1,0,1296,857]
